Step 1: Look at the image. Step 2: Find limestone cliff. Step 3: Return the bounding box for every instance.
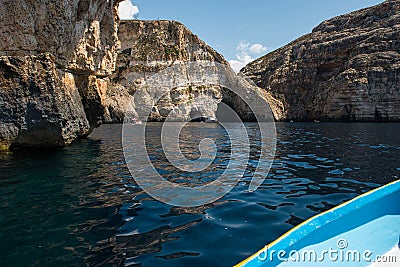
[107,20,281,123]
[0,54,90,149]
[107,20,228,122]
[0,0,120,76]
[0,0,122,149]
[0,3,279,149]
[242,0,400,122]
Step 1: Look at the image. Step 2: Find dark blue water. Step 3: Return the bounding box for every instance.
[0,123,399,267]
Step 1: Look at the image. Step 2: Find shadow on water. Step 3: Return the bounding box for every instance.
[0,123,399,266]
[0,135,127,266]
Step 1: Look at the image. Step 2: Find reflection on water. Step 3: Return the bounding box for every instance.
[0,123,399,266]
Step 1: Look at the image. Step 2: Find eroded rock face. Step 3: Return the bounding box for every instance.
[242,0,400,122]
[0,54,90,149]
[0,0,121,76]
[108,20,228,122]
[109,20,282,122]
[0,0,121,149]
[0,2,280,149]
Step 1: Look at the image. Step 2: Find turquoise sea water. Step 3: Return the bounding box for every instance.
[0,123,399,266]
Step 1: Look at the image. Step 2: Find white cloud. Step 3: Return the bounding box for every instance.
[228,41,269,73]
[249,43,268,55]
[118,0,139,20]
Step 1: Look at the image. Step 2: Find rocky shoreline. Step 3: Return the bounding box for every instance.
[1,0,399,149]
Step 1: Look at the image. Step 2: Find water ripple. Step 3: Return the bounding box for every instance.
[0,123,399,266]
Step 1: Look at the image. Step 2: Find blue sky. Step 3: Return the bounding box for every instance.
[118,0,384,71]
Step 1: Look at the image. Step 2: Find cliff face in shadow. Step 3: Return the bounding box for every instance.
[0,0,122,149]
[242,0,400,122]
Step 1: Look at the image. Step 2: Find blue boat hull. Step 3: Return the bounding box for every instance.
[236,180,400,267]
